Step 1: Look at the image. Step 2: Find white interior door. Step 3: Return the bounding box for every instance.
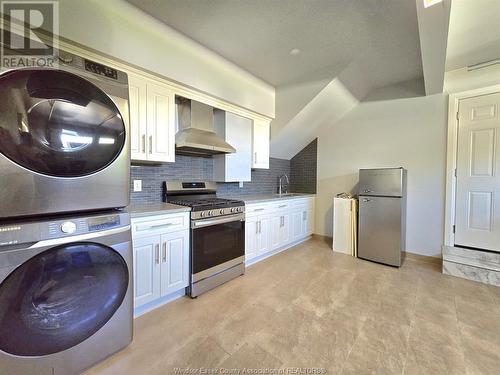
[455,92,500,251]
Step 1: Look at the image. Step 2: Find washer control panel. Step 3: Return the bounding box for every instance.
[60,221,77,234]
[46,214,123,238]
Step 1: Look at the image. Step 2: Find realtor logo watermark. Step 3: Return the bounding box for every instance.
[1,0,59,69]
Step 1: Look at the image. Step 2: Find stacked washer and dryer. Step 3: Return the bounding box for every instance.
[0,49,133,375]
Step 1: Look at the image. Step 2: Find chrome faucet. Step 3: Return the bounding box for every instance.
[278,173,290,195]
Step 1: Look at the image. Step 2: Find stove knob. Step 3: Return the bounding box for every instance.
[200,212,206,218]
[220,209,224,215]
[208,210,213,216]
[230,208,235,213]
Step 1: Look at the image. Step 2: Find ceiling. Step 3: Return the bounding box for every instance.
[446,0,500,71]
[126,0,423,87]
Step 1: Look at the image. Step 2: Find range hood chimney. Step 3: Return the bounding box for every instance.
[175,97,236,156]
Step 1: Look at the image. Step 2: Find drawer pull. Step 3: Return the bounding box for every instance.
[278,205,287,208]
[136,222,175,231]
[253,208,265,212]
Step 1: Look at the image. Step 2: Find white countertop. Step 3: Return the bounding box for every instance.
[225,193,315,204]
[127,203,191,218]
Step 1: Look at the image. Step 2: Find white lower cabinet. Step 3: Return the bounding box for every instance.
[133,235,161,307]
[160,231,189,296]
[271,212,290,250]
[245,197,315,264]
[132,213,190,310]
[245,215,271,261]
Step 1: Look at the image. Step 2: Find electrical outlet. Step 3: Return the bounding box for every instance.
[133,180,142,192]
[239,181,244,188]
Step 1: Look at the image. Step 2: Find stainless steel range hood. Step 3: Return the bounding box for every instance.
[175,97,236,156]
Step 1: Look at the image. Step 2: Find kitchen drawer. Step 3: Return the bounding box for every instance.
[132,213,189,238]
[245,203,272,217]
[270,201,291,212]
[290,198,313,207]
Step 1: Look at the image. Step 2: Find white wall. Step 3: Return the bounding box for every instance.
[445,65,500,93]
[56,0,274,118]
[316,82,448,257]
[270,62,370,159]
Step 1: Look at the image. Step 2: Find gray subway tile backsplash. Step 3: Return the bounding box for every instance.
[130,155,291,204]
[290,139,317,194]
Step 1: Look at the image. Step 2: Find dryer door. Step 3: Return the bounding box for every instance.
[0,242,129,356]
[0,69,126,177]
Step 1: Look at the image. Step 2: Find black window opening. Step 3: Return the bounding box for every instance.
[0,242,129,357]
[0,69,126,177]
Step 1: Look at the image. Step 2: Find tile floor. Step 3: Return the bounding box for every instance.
[85,238,500,375]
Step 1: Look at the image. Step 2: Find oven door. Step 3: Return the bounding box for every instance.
[191,213,245,280]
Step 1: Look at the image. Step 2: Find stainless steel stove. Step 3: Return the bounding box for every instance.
[163,182,245,297]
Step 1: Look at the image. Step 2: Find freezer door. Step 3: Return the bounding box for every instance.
[359,168,404,197]
[358,196,402,266]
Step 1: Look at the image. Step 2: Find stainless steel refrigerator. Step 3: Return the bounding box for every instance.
[358,168,407,267]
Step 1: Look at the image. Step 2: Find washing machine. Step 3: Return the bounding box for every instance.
[0,211,133,375]
[0,49,130,219]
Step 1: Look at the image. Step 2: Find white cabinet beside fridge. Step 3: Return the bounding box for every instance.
[245,197,314,265]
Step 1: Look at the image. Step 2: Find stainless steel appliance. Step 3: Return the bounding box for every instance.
[0,49,130,219]
[0,211,133,375]
[164,182,245,297]
[175,97,236,156]
[358,168,407,267]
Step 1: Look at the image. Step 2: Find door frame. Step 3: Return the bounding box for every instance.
[444,83,500,248]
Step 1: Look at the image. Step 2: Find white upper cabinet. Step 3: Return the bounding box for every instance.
[213,110,252,182]
[252,119,270,169]
[128,73,175,163]
[147,82,176,162]
[129,75,147,160]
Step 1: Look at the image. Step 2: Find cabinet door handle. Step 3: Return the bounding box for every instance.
[254,152,258,163]
[149,135,153,154]
[258,221,261,234]
[256,221,259,234]
[155,244,160,264]
[303,212,307,221]
[142,134,146,153]
[162,242,167,263]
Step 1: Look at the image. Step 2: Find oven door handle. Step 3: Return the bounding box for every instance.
[192,214,245,228]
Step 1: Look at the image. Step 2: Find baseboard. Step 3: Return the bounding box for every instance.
[405,251,442,265]
[133,289,187,318]
[246,236,312,267]
[311,234,332,246]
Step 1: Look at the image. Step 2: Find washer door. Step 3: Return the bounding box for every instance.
[0,69,126,177]
[0,242,129,357]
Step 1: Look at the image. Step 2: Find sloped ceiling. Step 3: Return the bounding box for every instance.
[125,0,453,159]
[126,0,423,88]
[446,0,500,70]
